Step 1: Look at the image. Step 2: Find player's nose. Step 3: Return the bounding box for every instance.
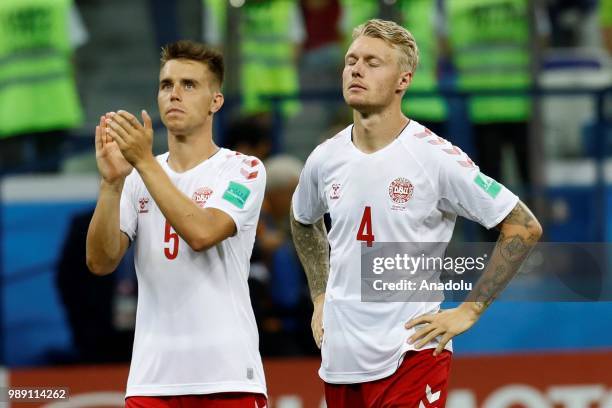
[170,85,182,101]
[351,61,364,77]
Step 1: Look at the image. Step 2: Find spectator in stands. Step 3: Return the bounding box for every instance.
[203,0,304,118]
[444,0,547,190]
[0,0,86,173]
[57,209,134,363]
[300,0,342,78]
[547,0,599,47]
[257,155,317,356]
[398,0,449,136]
[224,114,273,161]
[600,0,612,53]
[299,0,344,130]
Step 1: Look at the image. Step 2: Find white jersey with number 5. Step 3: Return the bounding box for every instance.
[119,148,267,397]
[292,121,518,384]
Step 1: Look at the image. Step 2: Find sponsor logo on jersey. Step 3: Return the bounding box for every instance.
[192,187,213,208]
[330,183,341,200]
[474,172,501,198]
[223,181,251,209]
[138,197,150,213]
[388,177,414,210]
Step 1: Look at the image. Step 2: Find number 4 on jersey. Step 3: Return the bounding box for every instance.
[356,206,375,247]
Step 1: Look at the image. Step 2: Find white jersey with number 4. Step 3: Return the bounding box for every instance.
[119,148,267,397]
[292,121,518,384]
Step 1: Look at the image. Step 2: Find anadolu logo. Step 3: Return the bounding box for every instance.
[192,187,213,207]
[388,177,414,206]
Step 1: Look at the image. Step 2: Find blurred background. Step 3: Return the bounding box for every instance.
[1,0,612,406]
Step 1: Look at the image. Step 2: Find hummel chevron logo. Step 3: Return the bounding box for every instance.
[419,384,441,407]
[428,137,447,146]
[458,158,475,168]
[243,158,260,167]
[414,128,433,139]
[240,168,259,180]
[426,384,441,403]
[443,146,461,155]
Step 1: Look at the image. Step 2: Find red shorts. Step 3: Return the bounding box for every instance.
[324,350,452,408]
[125,392,267,408]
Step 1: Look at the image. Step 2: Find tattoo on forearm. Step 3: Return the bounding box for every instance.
[469,201,542,312]
[290,207,330,301]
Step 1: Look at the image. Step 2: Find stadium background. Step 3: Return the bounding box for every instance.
[1,0,612,407]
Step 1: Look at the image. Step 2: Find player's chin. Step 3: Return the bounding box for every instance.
[165,121,189,134]
[345,97,375,113]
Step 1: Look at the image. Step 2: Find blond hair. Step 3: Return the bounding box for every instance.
[352,19,419,74]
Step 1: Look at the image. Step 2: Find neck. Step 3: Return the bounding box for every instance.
[166,123,218,172]
[352,107,409,154]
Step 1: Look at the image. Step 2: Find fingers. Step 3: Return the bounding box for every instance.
[105,119,128,151]
[108,112,135,137]
[408,323,437,344]
[103,113,113,145]
[433,334,453,356]
[95,116,104,152]
[311,325,322,348]
[405,314,434,329]
[414,328,444,349]
[116,110,143,130]
[141,109,153,130]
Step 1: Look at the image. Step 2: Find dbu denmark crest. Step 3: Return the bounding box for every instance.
[388,177,413,210]
[192,187,213,207]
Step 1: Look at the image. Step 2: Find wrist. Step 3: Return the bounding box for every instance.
[100,178,125,194]
[134,154,157,173]
[459,301,485,319]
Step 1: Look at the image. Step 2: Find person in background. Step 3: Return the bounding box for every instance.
[203,0,304,118]
[398,0,448,136]
[224,114,273,161]
[0,0,86,172]
[57,208,134,364]
[444,0,542,190]
[256,155,316,355]
[600,0,612,53]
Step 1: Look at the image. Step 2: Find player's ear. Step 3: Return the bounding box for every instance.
[210,91,224,114]
[398,71,412,92]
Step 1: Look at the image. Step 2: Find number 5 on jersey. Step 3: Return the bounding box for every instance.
[164,220,179,260]
[357,206,375,247]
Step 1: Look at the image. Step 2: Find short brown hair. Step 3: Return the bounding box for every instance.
[160,40,224,86]
[352,19,419,74]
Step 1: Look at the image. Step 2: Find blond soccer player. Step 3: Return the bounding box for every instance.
[291,19,542,407]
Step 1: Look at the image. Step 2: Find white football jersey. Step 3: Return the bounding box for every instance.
[292,121,519,384]
[119,148,267,397]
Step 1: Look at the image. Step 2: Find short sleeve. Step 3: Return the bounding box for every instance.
[292,146,327,224]
[437,151,519,230]
[206,156,266,232]
[120,170,138,241]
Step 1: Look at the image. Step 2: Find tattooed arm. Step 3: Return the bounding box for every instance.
[467,201,543,312]
[290,205,330,348]
[405,200,543,355]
